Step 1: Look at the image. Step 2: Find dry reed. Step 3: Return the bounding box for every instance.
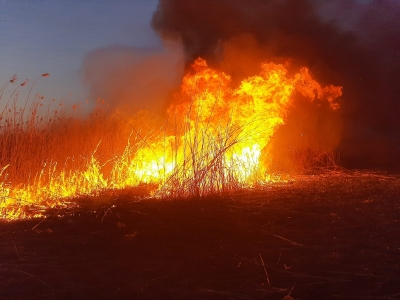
[0,74,340,220]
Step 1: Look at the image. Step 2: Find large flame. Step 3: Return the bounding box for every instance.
[135,58,341,190]
[0,58,342,220]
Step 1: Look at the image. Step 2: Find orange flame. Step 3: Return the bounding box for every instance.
[137,58,342,188]
[0,58,342,220]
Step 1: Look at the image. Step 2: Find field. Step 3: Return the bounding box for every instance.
[1,172,399,300]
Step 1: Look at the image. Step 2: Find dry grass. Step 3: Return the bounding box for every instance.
[0,97,134,186]
[0,75,341,219]
[0,76,161,218]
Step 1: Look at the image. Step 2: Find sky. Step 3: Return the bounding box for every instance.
[0,0,161,103]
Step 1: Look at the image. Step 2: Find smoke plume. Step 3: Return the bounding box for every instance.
[82,42,184,116]
[151,0,400,170]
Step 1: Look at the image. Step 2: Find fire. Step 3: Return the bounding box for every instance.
[153,58,341,195]
[0,58,342,220]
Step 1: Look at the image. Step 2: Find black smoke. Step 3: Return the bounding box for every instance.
[151,0,400,170]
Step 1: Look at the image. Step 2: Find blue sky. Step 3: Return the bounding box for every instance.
[0,0,160,103]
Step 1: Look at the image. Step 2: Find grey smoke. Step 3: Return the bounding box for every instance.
[82,42,184,116]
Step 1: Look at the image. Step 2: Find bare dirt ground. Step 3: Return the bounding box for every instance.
[1,172,399,300]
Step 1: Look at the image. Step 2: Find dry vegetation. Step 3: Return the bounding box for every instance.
[0,74,341,220]
[1,171,399,299]
[0,75,156,219]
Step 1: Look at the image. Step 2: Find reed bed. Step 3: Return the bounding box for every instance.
[0,73,339,220]
[0,76,161,219]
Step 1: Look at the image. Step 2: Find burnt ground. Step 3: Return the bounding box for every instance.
[0,172,399,300]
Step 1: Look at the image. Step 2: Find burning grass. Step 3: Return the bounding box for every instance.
[1,59,342,220]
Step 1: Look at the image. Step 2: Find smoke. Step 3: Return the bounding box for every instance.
[151,0,400,170]
[82,42,184,116]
